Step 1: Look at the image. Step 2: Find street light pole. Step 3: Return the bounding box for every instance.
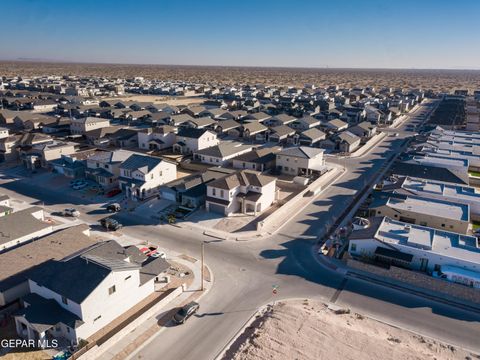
[201,241,205,291]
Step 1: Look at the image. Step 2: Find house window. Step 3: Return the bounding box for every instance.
[351,243,357,252]
[108,285,116,295]
[212,188,216,196]
[220,190,224,198]
[377,211,381,215]
[94,315,102,322]
[151,174,154,179]
[441,224,445,227]
[125,275,131,281]
[61,296,68,305]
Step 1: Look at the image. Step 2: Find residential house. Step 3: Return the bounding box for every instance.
[214,119,241,134]
[229,122,268,142]
[14,240,170,348]
[86,150,137,190]
[20,141,77,170]
[181,117,217,129]
[348,216,480,274]
[268,125,296,143]
[380,176,480,221]
[337,131,361,153]
[70,117,110,135]
[323,119,349,133]
[299,128,326,147]
[0,224,96,307]
[138,126,177,151]
[173,128,218,155]
[232,147,281,172]
[158,167,236,209]
[194,142,253,166]
[119,154,177,200]
[349,121,377,143]
[205,170,277,216]
[289,116,321,131]
[276,146,326,176]
[243,112,271,123]
[265,114,296,127]
[369,193,470,234]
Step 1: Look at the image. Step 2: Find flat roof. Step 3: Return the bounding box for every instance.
[401,177,480,205]
[0,224,98,292]
[386,195,469,221]
[410,154,469,168]
[372,217,480,264]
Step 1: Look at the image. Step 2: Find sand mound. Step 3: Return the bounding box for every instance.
[225,300,478,360]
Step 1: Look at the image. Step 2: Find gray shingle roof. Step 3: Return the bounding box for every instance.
[195,142,252,158]
[0,207,51,246]
[120,154,162,173]
[17,293,84,332]
[278,146,324,159]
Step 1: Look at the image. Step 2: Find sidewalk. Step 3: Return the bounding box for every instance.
[99,256,211,360]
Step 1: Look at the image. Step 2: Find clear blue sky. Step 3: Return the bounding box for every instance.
[2,0,480,69]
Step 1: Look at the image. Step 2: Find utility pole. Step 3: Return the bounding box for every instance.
[201,241,205,291]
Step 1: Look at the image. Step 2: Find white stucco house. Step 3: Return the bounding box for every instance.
[14,241,170,348]
[173,128,218,155]
[275,146,326,176]
[194,142,253,167]
[137,126,177,151]
[118,154,177,200]
[205,170,277,216]
[70,117,110,135]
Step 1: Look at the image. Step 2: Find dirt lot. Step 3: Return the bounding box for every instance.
[2,61,480,91]
[224,300,479,360]
[103,94,205,106]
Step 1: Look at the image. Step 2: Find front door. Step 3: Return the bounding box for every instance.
[419,258,429,272]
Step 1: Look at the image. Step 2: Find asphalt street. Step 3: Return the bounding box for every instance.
[1,100,479,359]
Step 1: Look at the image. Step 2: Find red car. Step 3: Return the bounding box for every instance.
[106,188,121,198]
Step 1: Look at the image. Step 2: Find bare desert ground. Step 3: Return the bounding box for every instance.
[102,94,205,106]
[224,300,479,360]
[2,61,480,92]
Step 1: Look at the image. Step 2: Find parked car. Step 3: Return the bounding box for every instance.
[106,188,122,198]
[150,250,167,259]
[173,302,199,324]
[71,180,88,190]
[107,203,121,212]
[100,217,122,231]
[61,208,80,217]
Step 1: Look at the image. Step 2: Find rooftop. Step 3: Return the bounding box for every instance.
[0,224,96,292]
[372,217,480,264]
[0,207,51,247]
[385,195,469,221]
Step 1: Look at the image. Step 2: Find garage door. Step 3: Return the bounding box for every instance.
[208,203,225,214]
[160,190,176,201]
